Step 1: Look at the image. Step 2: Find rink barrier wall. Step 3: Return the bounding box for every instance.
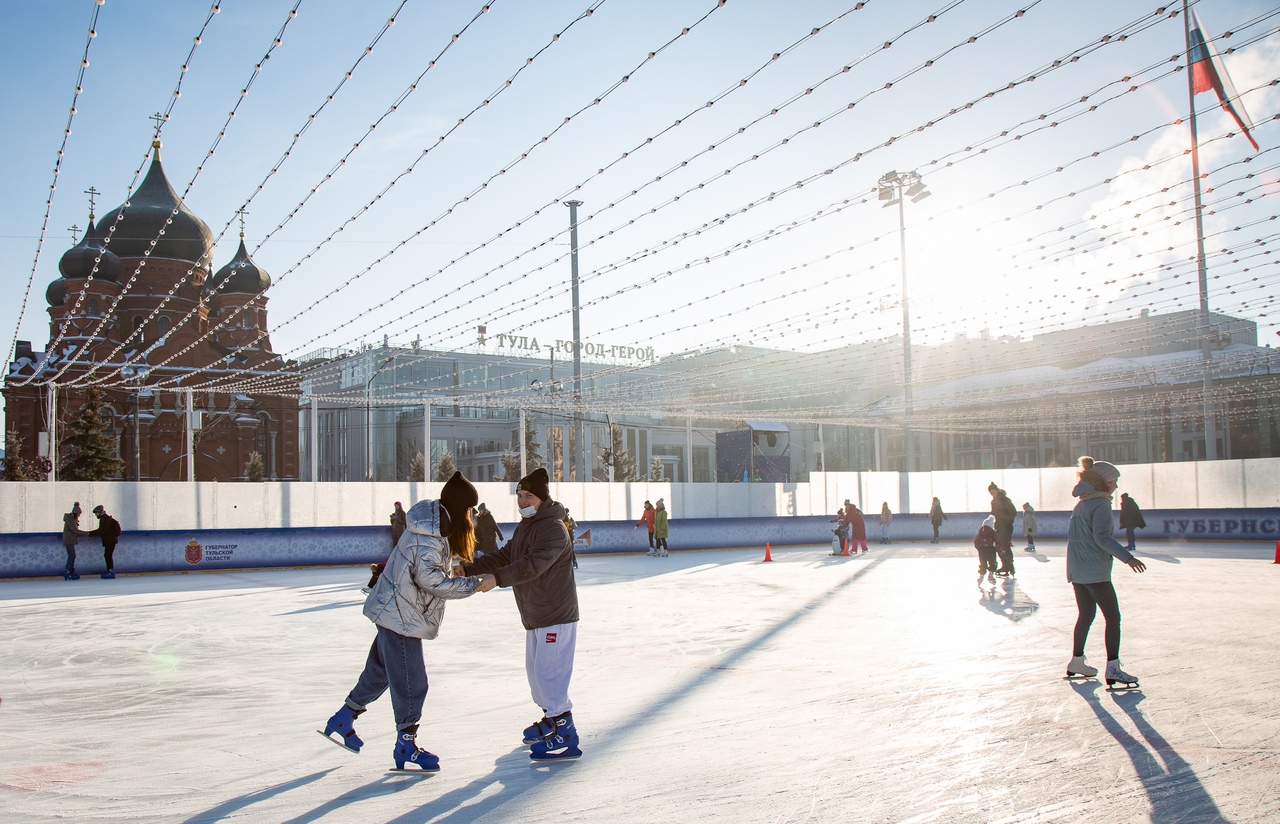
[2,456,1279,534]
[2,509,1277,578]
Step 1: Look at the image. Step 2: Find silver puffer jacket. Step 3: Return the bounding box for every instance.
[363,499,481,639]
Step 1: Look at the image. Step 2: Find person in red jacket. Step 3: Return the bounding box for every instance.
[845,504,869,554]
[635,500,656,554]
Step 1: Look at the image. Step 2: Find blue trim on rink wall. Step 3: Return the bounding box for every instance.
[3,509,1278,578]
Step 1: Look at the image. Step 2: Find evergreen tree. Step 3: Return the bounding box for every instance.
[523,417,544,469]
[597,423,636,481]
[245,451,265,482]
[409,451,426,482]
[3,428,40,481]
[648,457,665,481]
[500,449,522,481]
[59,389,123,481]
[434,448,457,481]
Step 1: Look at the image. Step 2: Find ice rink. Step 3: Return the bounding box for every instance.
[2,539,1277,824]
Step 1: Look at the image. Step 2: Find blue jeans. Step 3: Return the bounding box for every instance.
[347,625,428,730]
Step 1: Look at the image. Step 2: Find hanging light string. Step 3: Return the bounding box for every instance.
[34,1,300,388]
[133,0,1168,398]
[5,0,105,369]
[276,0,1061,363]
[128,0,682,391]
[11,0,224,386]
[66,0,434,389]
[219,61,1274,401]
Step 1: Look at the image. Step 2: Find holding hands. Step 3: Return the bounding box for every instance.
[476,573,497,592]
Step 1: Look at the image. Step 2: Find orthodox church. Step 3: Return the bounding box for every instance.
[4,141,299,481]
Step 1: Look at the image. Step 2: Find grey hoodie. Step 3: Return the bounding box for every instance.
[1065,480,1134,584]
[363,499,481,639]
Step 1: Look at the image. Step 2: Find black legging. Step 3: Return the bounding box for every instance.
[1072,581,1121,661]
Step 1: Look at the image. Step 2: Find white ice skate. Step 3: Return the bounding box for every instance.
[1105,659,1139,691]
[1064,655,1097,680]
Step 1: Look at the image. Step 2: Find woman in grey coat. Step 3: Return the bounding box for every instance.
[1064,457,1146,689]
[321,473,496,771]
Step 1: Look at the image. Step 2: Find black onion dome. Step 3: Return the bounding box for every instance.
[57,220,122,282]
[45,277,66,307]
[95,142,214,266]
[210,238,271,294]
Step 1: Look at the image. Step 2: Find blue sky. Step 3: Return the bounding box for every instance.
[2,0,1277,406]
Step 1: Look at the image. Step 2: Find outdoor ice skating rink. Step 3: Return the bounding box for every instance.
[2,540,1277,823]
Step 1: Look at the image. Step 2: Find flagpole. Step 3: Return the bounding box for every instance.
[1183,0,1217,460]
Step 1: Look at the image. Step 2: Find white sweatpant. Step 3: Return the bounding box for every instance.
[525,622,577,716]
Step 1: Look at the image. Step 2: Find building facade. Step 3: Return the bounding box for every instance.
[4,142,299,481]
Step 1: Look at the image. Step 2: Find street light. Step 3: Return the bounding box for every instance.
[876,170,930,476]
[121,366,151,480]
[366,354,395,482]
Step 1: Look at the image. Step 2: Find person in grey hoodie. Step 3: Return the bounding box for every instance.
[320,472,496,771]
[61,502,91,580]
[1064,457,1146,689]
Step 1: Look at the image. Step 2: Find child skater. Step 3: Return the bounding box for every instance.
[974,515,1000,585]
[1022,503,1038,551]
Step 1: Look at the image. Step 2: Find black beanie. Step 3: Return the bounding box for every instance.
[517,467,550,501]
[440,471,479,526]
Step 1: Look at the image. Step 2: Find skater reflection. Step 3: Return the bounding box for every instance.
[977,577,1039,623]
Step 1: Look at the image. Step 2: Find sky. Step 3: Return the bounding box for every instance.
[2,0,1278,406]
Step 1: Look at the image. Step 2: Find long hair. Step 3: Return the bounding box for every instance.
[1076,455,1109,491]
[445,505,476,563]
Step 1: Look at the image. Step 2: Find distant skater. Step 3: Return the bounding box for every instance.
[846,505,869,554]
[636,501,656,554]
[878,503,892,544]
[1022,503,1037,552]
[1119,493,1145,552]
[974,516,1000,585]
[89,505,122,579]
[831,508,849,554]
[929,497,946,544]
[61,502,90,580]
[474,503,504,557]
[653,499,669,557]
[1064,457,1146,690]
[989,483,1017,577]
[366,502,406,591]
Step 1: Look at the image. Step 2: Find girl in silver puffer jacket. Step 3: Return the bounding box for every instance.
[320,472,496,771]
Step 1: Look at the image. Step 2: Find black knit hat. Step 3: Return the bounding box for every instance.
[440,471,479,525]
[517,467,550,501]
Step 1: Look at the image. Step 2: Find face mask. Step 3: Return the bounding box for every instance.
[519,504,539,519]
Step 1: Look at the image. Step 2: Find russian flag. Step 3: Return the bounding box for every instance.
[1188,10,1258,150]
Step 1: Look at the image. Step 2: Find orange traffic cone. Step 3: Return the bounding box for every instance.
[1273,540,1280,564]
[763,542,773,562]
[842,538,850,557]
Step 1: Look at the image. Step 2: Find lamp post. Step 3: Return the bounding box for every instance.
[877,170,930,476]
[121,366,151,480]
[366,354,395,482]
[566,200,586,482]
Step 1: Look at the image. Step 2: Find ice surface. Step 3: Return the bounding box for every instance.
[1,541,1277,823]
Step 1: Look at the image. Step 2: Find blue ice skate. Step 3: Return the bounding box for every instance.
[529,712,582,761]
[100,571,116,579]
[318,704,364,753]
[522,715,555,744]
[392,727,440,771]
[63,571,80,580]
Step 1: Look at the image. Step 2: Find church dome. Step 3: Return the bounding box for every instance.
[57,220,122,282]
[95,141,214,267]
[45,278,65,307]
[210,238,271,295]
